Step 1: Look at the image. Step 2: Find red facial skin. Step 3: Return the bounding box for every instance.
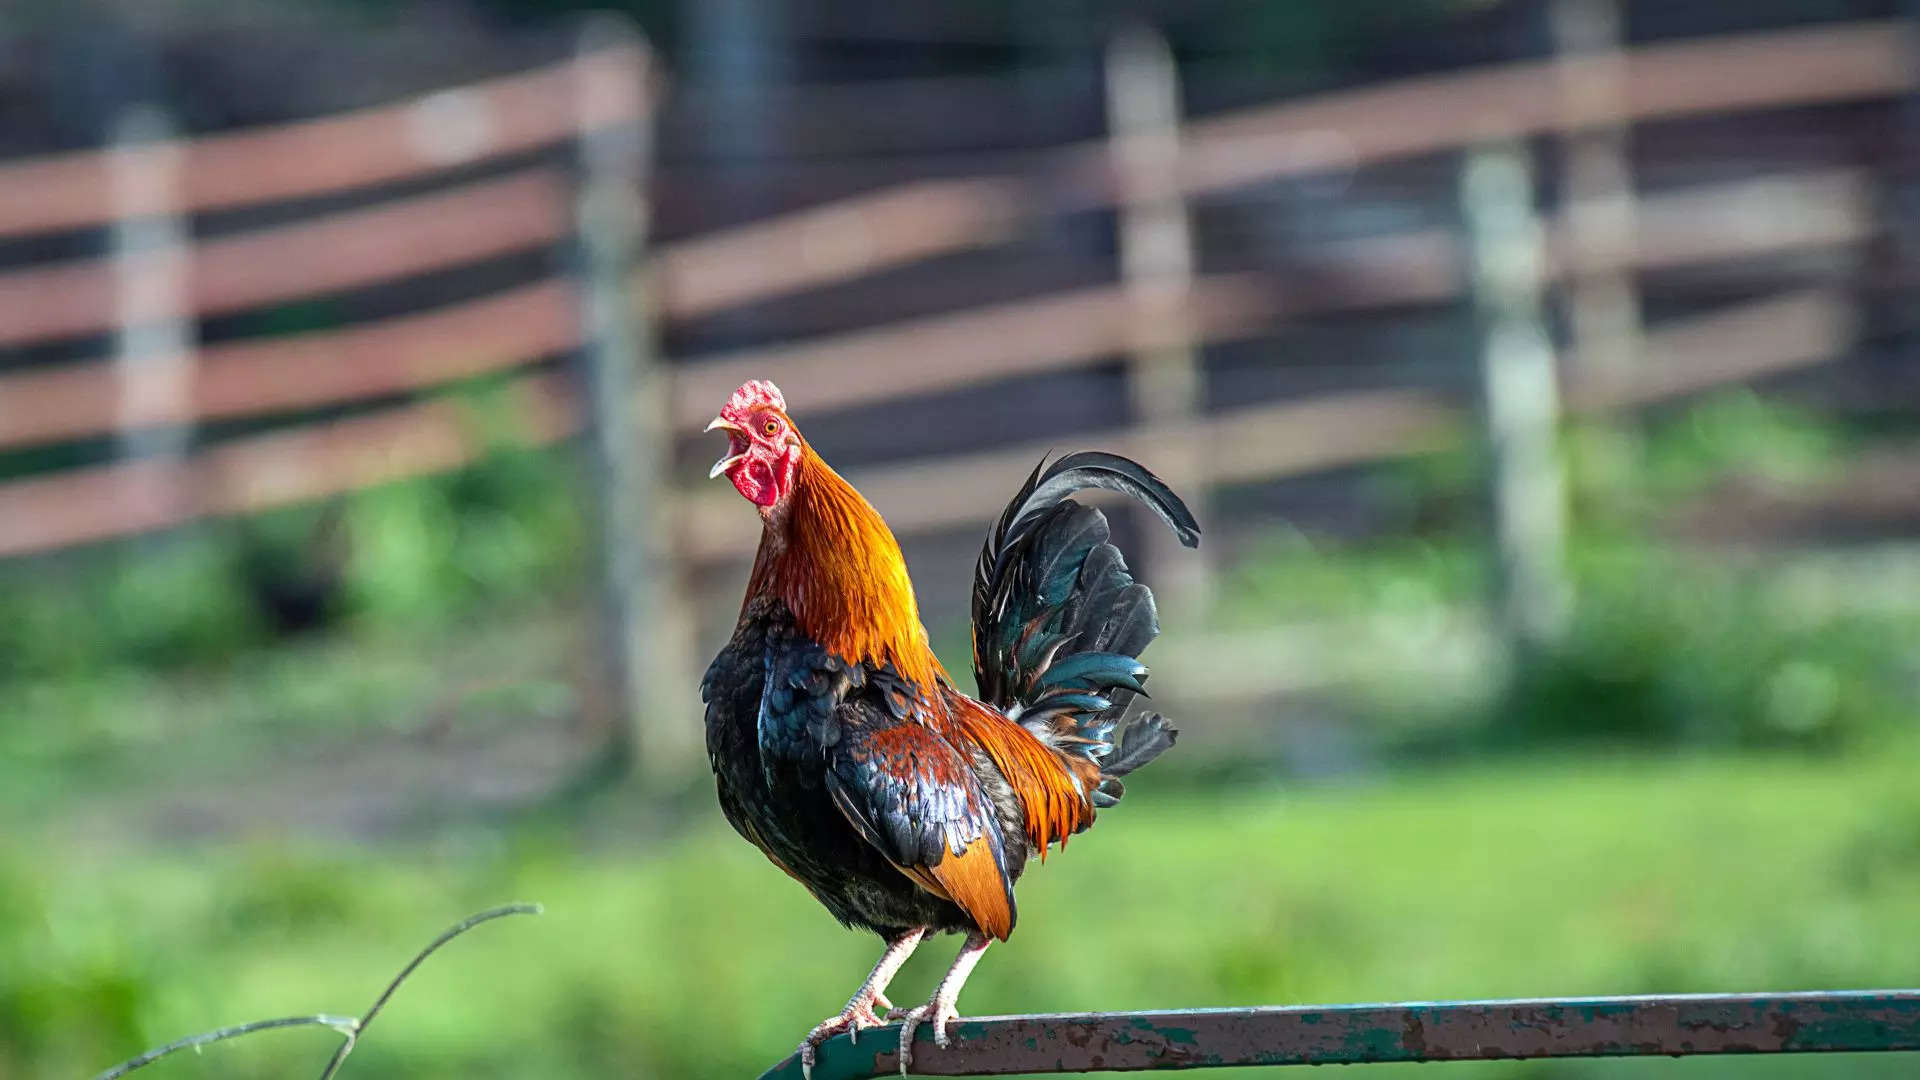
[714,380,802,510]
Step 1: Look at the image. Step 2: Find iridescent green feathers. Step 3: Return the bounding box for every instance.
[970,452,1200,806]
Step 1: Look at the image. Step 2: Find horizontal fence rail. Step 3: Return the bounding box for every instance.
[0,44,644,240]
[666,163,1868,428]
[0,374,576,557]
[0,280,579,450]
[1153,20,1908,205]
[0,169,569,349]
[761,990,1920,1079]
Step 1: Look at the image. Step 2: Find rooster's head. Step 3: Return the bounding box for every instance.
[707,379,802,510]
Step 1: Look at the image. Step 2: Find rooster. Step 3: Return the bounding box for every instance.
[701,379,1199,1076]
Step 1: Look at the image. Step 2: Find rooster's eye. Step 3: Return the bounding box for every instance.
[762,419,779,436]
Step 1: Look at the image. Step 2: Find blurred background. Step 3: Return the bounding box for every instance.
[3,0,1920,1076]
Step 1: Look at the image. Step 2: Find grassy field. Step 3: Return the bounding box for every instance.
[8,738,1920,1080]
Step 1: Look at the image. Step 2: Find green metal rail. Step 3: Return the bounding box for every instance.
[758,989,1920,1079]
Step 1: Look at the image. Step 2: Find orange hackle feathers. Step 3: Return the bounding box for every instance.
[746,444,947,694]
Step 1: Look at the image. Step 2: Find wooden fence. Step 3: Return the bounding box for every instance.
[0,16,1912,768]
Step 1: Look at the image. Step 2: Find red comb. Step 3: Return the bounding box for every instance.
[722,379,786,421]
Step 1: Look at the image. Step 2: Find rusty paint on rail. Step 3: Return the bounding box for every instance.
[758,990,1920,1079]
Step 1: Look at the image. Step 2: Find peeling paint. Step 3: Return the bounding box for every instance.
[759,989,1920,1080]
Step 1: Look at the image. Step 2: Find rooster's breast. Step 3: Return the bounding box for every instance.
[702,602,983,937]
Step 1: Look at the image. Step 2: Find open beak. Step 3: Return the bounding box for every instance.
[705,417,747,479]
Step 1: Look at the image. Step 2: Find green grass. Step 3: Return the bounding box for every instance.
[0,607,586,825]
[9,742,1920,1080]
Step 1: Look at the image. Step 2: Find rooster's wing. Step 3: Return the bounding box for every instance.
[761,635,1018,940]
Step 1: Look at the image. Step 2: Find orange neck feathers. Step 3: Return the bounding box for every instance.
[747,446,946,691]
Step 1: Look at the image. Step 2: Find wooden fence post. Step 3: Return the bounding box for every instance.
[1882,3,1920,383]
[572,16,697,784]
[109,103,194,528]
[1551,0,1646,413]
[1461,140,1572,659]
[1105,25,1212,620]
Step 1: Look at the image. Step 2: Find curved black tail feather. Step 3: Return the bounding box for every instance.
[970,452,1198,803]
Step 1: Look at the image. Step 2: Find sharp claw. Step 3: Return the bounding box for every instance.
[895,1002,960,1076]
[896,1008,915,1075]
[799,995,890,1077]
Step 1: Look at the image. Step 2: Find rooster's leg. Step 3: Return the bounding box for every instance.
[797,927,927,1080]
[894,931,991,1075]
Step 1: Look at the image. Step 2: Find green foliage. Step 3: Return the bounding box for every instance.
[1639,390,1850,498]
[1215,529,1481,625]
[1497,393,1906,749]
[8,743,1920,1079]
[1211,526,1919,754]
[1490,537,1917,749]
[0,539,261,680]
[1209,392,1917,754]
[0,606,584,821]
[1561,391,1852,538]
[345,443,585,627]
[324,382,591,628]
[0,435,586,682]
